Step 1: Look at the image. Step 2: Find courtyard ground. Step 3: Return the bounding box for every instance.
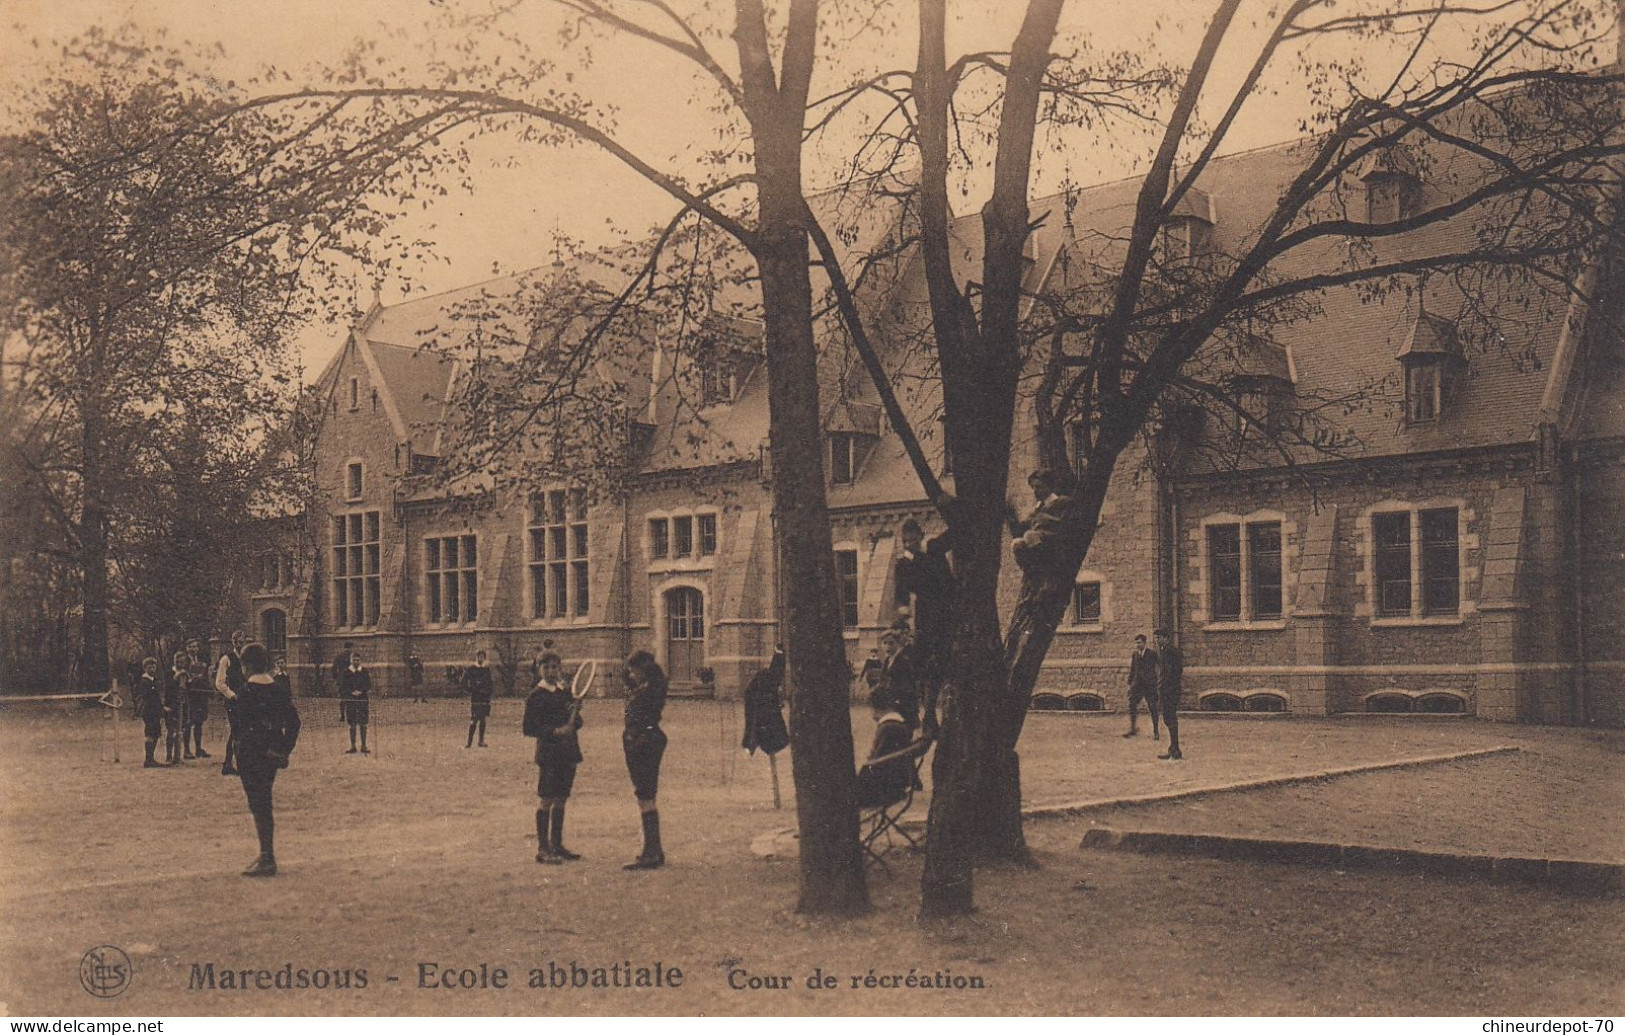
[0,698,1620,1016]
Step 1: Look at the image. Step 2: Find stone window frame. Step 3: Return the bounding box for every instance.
[1355,498,1478,627]
[344,459,365,502]
[832,541,861,634]
[422,531,480,628]
[1062,569,1113,633]
[1360,686,1470,713]
[1189,508,1296,631]
[528,486,591,626]
[644,506,723,568]
[331,509,382,630]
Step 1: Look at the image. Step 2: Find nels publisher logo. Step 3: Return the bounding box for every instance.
[79,945,133,999]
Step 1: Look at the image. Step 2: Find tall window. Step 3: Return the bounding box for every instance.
[1373,512,1412,616]
[1249,522,1283,619]
[259,553,286,591]
[1420,508,1460,615]
[347,462,364,501]
[1072,581,1102,625]
[1405,362,1440,423]
[1208,525,1242,621]
[332,511,381,628]
[260,609,287,654]
[348,377,360,411]
[649,512,718,560]
[425,534,478,624]
[829,433,858,485]
[1372,507,1460,618]
[1206,519,1284,623]
[530,489,589,619]
[834,549,859,628]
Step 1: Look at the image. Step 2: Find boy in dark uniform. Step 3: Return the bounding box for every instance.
[214,630,246,776]
[165,650,187,765]
[234,642,301,877]
[408,654,425,702]
[183,638,212,759]
[134,658,166,768]
[523,651,582,864]
[856,689,915,808]
[341,649,371,755]
[621,650,669,870]
[1154,628,1184,760]
[894,517,955,732]
[878,625,921,733]
[1124,633,1161,741]
[272,654,291,694]
[465,649,494,748]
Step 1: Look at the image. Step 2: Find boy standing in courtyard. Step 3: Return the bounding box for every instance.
[523,651,582,864]
[465,649,494,748]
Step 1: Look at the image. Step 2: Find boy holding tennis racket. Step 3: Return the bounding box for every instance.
[522,651,584,864]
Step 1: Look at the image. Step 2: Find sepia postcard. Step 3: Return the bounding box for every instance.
[1,0,1621,1020]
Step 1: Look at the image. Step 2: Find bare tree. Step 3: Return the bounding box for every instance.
[792,0,1625,915]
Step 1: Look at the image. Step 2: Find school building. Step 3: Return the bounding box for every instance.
[233,125,1625,727]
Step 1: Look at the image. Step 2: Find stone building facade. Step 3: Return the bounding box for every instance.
[233,130,1625,727]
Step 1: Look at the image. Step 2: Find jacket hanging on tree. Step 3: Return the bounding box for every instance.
[741,650,789,756]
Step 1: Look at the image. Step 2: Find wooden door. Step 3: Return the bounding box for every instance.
[664,587,705,687]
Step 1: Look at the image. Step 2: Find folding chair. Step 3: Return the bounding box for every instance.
[859,735,933,872]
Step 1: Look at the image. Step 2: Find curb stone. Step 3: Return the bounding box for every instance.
[1079,827,1623,895]
[1022,744,1522,819]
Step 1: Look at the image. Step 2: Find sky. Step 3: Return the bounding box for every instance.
[4,0,1614,378]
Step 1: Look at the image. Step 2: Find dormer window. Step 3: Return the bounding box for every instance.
[1359,145,1421,224]
[829,432,861,485]
[1226,338,1295,442]
[1405,363,1440,423]
[694,316,763,407]
[1161,186,1216,264]
[699,348,759,407]
[823,400,881,487]
[346,462,364,501]
[1397,312,1463,426]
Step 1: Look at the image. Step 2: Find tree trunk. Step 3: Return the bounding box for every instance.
[756,142,869,916]
[919,438,1015,915]
[78,418,111,696]
[974,452,1121,862]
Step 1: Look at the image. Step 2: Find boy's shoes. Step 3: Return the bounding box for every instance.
[221,764,238,776]
[361,748,370,755]
[553,846,581,861]
[144,760,163,768]
[183,751,195,760]
[195,749,211,759]
[1122,729,1138,738]
[534,850,562,866]
[1157,750,1183,760]
[242,857,277,878]
[623,852,664,871]
[478,742,487,748]
[345,748,358,754]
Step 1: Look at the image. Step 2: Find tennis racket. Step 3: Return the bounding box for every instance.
[568,660,596,720]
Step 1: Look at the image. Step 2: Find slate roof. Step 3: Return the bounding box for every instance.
[319,88,1610,503]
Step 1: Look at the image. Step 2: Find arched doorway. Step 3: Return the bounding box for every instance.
[663,586,705,687]
[261,608,287,655]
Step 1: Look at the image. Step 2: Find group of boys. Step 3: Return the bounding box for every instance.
[130,631,290,770]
